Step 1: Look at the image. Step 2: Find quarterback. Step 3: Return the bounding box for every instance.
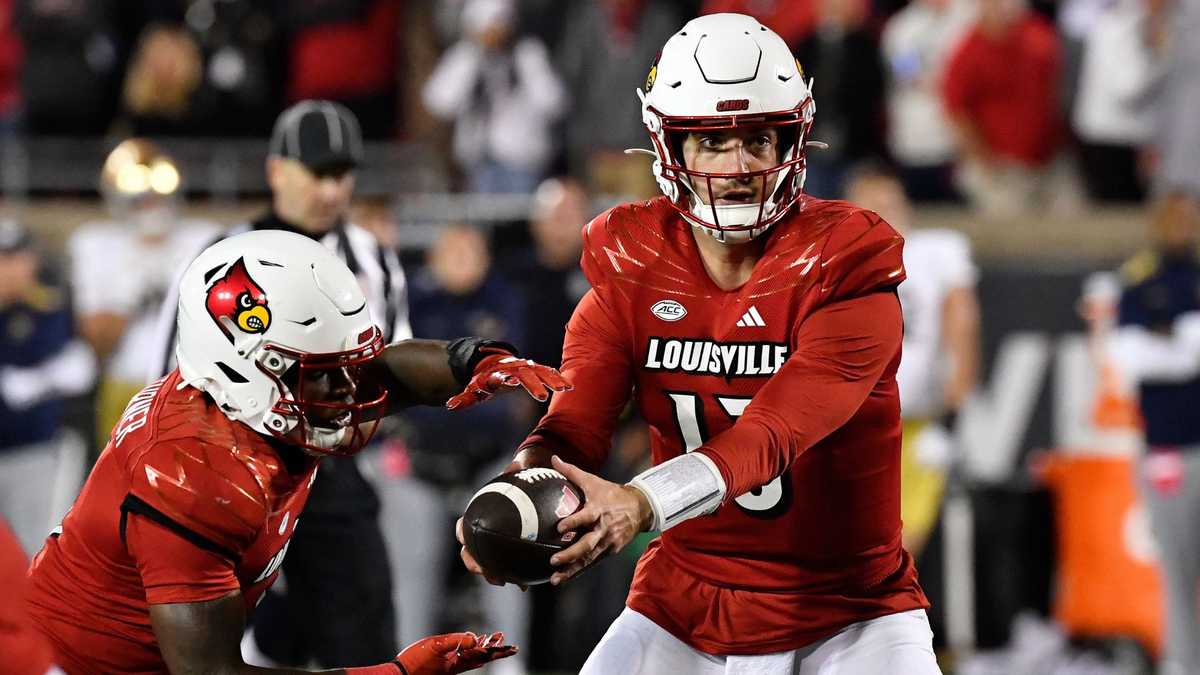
[26,230,568,674]
[459,13,939,675]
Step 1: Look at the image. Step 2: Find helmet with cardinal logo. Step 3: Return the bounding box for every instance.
[175,230,387,455]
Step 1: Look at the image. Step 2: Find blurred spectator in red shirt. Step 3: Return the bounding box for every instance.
[0,0,20,135]
[796,0,886,198]
[701,0,816,49]
[282,0,402,138]
[943,0,1069,215]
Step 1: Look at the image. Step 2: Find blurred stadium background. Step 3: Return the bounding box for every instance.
[1,0,1194,673]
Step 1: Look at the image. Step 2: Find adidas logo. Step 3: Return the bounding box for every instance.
[736,306,766,328]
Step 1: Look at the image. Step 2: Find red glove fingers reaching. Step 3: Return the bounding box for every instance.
[446,349,571,410]
[394,631,518,674]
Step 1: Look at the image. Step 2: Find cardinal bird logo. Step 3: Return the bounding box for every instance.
[205,258,271,339]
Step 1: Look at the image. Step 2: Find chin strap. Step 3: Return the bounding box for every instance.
[306,424,348,450]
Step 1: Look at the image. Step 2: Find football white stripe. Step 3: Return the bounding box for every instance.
[468,483,540,541]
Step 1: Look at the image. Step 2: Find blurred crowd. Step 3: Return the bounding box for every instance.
[0,0,1187,209]
[2,0,1200,673]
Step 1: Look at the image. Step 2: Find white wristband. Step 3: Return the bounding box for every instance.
[627,453,727,532]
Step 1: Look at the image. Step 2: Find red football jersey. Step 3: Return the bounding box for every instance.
[25,370,318,674]
[523,196,929,654]
[1,518,54,675]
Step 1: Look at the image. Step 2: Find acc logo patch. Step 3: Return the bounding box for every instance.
[651,299,687,322]
[206,258,271,339]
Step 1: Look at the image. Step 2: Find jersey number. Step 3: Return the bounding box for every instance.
[666,392,791,518]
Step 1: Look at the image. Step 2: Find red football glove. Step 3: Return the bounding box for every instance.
[394,631,517,674]
[446,349,571,410]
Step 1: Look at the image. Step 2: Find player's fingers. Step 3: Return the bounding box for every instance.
[446,388,485,410]
[461,645,519,669]
[459,545,504,585]
[482,631,506,649]
[555,537,613,584]
[429,631,479,654]
[563,531,619,580]
[549,528,601,569]
[511,367,552,401]
[519,363,568,394]
[550,455,595,489]
[472,646,519,666]
[551,562,582,585]
[550,532,600,569]
[550,552,597,585]
[555,504,597,533]
[488,645,519,660]
[536,366,572,392]
[459,545,484,575]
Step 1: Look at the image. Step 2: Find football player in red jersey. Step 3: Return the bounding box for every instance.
[25,230,569,675]
[458,13,941,675]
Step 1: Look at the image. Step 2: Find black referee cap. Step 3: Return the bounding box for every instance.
[269,100,364,174]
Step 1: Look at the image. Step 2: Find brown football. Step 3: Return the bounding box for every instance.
[462,468,586,585]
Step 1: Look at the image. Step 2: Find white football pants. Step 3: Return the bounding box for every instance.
[580,607,941,675]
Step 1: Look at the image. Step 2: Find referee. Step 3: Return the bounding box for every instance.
[147,100,409,666]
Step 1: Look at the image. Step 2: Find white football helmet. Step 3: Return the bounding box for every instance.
[637,13,817,243]
[175,230,387,455]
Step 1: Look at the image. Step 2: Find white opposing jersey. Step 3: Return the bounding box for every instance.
[896,228,977,419]
[68,219,218,381]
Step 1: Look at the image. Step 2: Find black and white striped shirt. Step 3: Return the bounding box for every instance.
[146,212,411,381]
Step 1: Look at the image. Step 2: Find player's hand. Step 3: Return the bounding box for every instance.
[455,457,531,589]
[548,455,652,586]
[455,516,521,589]
[446,348,571,410]
[394,631,517,674]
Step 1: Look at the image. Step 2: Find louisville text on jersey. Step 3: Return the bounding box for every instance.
[644,337,789,377]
